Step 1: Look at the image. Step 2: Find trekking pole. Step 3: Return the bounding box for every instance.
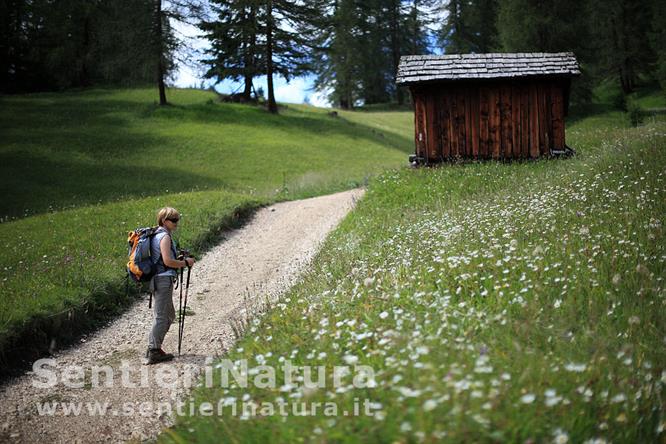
[177,262,184,353]
[178,262,192,356]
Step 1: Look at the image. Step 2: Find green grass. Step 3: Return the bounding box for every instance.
[0,88,409,220]
[162,95,666,442]
[0,87,409,362]
[631,85,666,110]
[3,82,665,440]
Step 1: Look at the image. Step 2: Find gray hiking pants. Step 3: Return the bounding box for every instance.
[148,275,176,350]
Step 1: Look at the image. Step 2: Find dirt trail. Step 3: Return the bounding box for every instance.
[0,188,364,443]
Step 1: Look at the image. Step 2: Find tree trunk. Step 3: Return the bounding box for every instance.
[615,4,633,94]
[339,62,353,110]
[266,0,277,114]
[242,4,255,101]
[242,31,252,100]
[390,1,403,105]
[79,12,91,87]
[155,0,167,106]
[243,76,253,100]
[619,65,634,94]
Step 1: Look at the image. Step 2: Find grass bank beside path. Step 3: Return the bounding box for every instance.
[0,190,262,365]
[163,102,665,442]
[0,87,409,372]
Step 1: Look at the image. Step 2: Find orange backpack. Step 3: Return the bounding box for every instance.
[127,226,160,282]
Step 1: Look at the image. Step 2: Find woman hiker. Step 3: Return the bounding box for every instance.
[146,207,195,364]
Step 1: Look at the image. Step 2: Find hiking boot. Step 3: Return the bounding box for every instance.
[145,348,174,365]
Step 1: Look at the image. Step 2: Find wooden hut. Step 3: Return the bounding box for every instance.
[396,52,581,164]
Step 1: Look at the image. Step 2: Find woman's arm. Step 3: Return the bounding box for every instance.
[160,235,186,269]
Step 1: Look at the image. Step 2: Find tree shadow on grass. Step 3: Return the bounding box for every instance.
[0,150,227,219]
[149,101,415,155]
[1,97,232,219]
[2,97,174,158]
[566,101,619,127]
[1,95,413,219]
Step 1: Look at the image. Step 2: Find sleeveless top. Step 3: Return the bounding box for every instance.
[151,226,178,277]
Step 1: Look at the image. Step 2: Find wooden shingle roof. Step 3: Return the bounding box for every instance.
[396,52,580,86]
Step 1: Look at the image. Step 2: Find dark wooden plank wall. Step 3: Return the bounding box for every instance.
[414,93,427,159]
[412,78,566,161]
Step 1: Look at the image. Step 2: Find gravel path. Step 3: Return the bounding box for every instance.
[0,188,364,443]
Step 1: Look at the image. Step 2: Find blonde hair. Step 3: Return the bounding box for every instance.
[156,207,180,227]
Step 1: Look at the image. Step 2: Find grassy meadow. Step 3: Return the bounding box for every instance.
[161,88,666,442]
[2,81,665,442]
[0,87,409,365]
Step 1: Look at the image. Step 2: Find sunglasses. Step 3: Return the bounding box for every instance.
[167,218,180,223]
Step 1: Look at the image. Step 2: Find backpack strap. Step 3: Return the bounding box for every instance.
[152,227,178,275]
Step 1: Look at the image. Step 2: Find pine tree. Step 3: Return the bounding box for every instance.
[355,0,391,104]
[93,0,168,87]
[589,0,656,94]
[0,0,172,93]
[200,0,263,102]
[497,0,594,103]
[153,0,206,105]
[648,0,666,91]
[439,0,474,53]
[310,0,361,109]
[405,0,432,56]
[154,0,168,105]
[469,0,500,52]
[201,0,311,113]
[398,0,433,105]
[438,0,499,54]
[310,0,430,108]
[388,0,432,104]
[497,0,588,53]
[258,0,312,113]
[388,0,402,103]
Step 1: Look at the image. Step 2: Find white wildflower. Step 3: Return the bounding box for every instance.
[416,346,429,355]
[423,399,438,411]
[612,274,621,285]
[564,362,587,372]
[342,354,358,365]
[520,393,536,404]
[397,387,422,397]
[611,393,626,403]
[553,428,569,444]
